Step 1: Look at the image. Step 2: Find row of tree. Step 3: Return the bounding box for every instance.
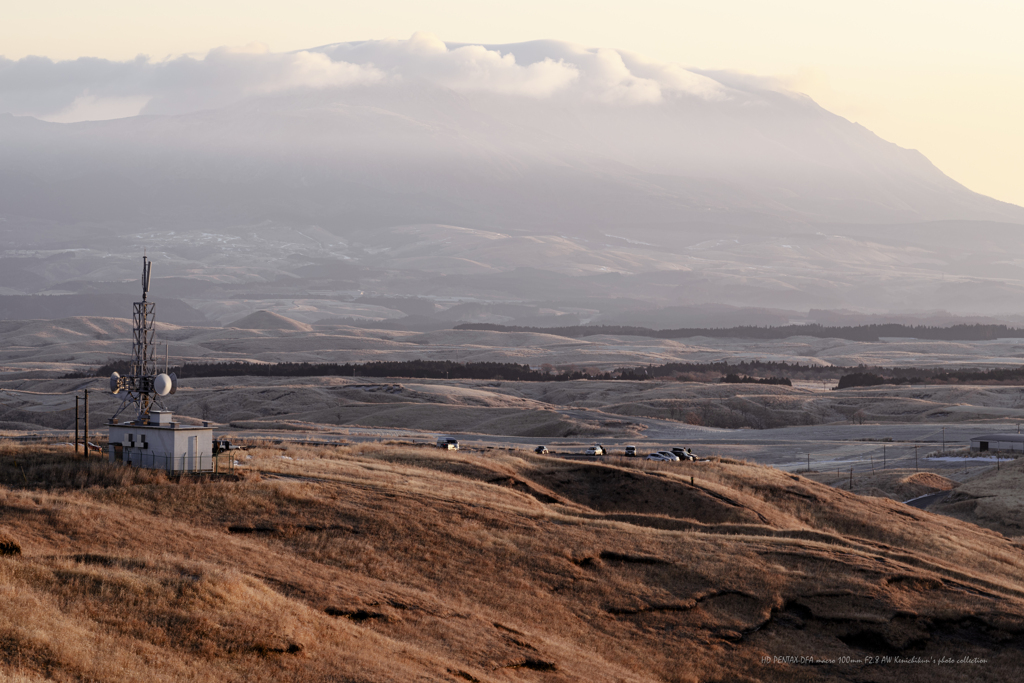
[70,359,615,382]
[835,367,1024,389]
[65,358,1024,386]
[721,374,792,386]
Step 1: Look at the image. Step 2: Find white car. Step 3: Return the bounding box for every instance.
[585,444,606,456]
[646,451,680,462]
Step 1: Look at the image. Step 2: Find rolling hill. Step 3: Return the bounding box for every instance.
[2,439,1024,681]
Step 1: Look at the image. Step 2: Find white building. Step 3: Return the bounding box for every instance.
[969,434,1024,452]
[108,411,214,472]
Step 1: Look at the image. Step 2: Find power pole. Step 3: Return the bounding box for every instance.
[942,427,945,452]
[807,452,810,473]
[83,389,89,455]
[883,445,886,469]
[75,395,80,455]
[915,445,918,472]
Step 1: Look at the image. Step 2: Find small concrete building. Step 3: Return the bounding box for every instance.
[108,411,214,472]
[969,434,1024,452]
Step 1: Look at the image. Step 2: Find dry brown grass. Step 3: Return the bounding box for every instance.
[3,440,1024,681]
[805,467,958,502]
[930,457,1024,537]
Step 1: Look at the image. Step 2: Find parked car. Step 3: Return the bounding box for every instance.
[436,437,459,450]
[671,447,696,461]
[646,451,680,462]
[585,444,606,456]
[624,445,637,457]
[534,445,549,454]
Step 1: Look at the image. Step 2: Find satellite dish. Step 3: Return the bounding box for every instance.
[154,373,173,396]
[167,372,178,395]
[110,371,121,395]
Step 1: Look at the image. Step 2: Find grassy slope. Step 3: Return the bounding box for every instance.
[930,457,1024,537]
[2,441,1024,682]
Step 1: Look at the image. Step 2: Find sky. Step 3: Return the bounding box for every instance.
[3,0,1022,207]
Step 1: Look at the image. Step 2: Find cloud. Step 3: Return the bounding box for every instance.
[140,44,384,115]
[322,32,579,98]
[322,35,734,104]
[0,45,383,121]
[0,34,752,122]
[43,94,151,123]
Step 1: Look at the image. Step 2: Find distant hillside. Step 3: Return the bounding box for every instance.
[0,294,208,324]
[226,310,312,332]
[456,322,1024,342]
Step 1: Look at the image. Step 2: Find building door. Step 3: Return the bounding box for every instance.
[188,436,197,471]
[980,441,989,451]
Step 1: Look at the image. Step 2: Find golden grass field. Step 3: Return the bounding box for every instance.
[3,439,1024,682]
[12,373,1024,439]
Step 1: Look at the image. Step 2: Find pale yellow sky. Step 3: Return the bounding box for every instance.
[3,0,1022,207]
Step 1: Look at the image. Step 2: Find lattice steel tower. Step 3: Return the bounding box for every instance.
[110,256,175,421]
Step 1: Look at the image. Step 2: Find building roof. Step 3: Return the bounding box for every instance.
[970,434,1024,443]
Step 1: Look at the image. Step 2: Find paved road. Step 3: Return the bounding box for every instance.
[17,412,1012,476]
[904,490,954,509]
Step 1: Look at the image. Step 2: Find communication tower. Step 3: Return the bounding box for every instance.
[110,256,177,421]
[107,256,214,472]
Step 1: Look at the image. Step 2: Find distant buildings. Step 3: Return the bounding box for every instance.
[969,434,1024,452]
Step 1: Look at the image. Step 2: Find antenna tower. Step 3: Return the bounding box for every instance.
[111,256,175,421]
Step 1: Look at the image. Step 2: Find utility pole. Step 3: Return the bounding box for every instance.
[807,452,810,473]
[74,395,80,455]
[942,427,945,452]
[849,467,853,490]
[83,389,89,455]
[915,445,918,472]
[883,445,886,469]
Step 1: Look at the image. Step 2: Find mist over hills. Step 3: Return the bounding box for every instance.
[2,36,1023,325]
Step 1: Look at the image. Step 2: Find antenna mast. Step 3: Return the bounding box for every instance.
[111,256,175,421]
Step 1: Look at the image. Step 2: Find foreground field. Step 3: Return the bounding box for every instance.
[2,440,1024,681]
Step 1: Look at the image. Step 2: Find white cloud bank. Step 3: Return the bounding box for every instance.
[0,34,736,122]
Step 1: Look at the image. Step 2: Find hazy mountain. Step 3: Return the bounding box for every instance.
[2,37,1023,321]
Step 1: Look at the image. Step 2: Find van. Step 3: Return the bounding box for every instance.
[624,445,637,457]
[437,437,459,450]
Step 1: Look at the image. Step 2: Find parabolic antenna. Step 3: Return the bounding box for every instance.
[109,371,121,395]
[154,373,173,396]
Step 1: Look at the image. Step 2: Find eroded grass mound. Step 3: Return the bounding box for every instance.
[2,440,1024,681]
[931,457,1024,539]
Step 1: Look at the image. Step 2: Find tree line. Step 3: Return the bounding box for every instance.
[64,358,1024,386]
[68,359,613,382]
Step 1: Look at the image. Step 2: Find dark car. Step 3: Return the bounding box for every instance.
[535,445,549,454]
[671,447,695,461]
